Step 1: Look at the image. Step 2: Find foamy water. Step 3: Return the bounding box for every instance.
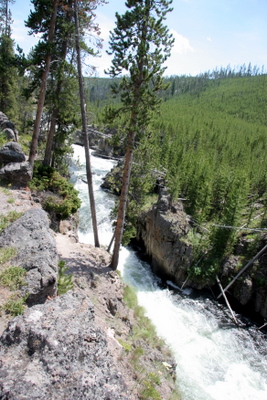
[71,144,267,400]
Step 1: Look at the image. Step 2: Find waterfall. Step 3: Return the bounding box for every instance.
[69,144,267,400]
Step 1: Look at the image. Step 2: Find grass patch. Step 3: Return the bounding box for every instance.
[0,266,26,290]
[118,339,132,353]
[2,294,28,316]
[0,247,17,265]
[141,373,161,400]
[0,186,12,196]
[0,211,23,234]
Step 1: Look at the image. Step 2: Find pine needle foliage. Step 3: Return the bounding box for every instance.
[57,260,73,296]
[106,0,174,269]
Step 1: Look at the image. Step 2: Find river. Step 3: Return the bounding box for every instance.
[69,144,267,400]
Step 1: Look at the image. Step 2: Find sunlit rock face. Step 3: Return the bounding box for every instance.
[0,208,58,305]
[0,291,128,400]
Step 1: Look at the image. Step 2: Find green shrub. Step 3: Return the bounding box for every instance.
[141,373,161,400]
[118,339,132,353]
[29,164,81,220]
[57,260,73,295]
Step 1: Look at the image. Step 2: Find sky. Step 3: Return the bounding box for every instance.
[10,0,267,77]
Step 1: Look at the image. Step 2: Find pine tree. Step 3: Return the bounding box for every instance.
[106,0,174,270]
[28,0,58,167]
[0,0,18,121]
[0,0,14,36]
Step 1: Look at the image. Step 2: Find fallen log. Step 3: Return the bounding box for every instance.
[216,275,239,327]
[217,243,267,300]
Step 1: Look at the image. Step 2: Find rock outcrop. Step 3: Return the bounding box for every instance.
[74,126,124,159]
[0,290,128,399]
[0,208,58,305]
[0,112,18,142]
[0,142,25,165]
[137,188,194,286]
[0,160,33,185]
[0,138,32,186]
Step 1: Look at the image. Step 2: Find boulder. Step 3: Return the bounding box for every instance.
[0,209,58,305]
[0,291,128,400]
[0,113,18,141]
[0,161,32,186]
[0,142,25,165]
[0,111,8,122]
[2,128,16,141]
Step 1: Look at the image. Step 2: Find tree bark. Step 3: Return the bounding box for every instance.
[43,0,72,167]
[74,0,99,247]
[29,0,58,167]
[110,129,135,270]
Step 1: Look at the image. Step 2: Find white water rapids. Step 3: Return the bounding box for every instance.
[69,144,267,400]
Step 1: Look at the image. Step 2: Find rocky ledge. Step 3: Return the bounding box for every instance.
[0,187,177,399]
[0,290,128,399]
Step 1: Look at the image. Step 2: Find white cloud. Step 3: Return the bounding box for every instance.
[11,18,40,54]
[96,13,115,42]
[206,37,212,42]
[170,29,194,54]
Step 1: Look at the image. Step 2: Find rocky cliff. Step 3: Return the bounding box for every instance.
[136,188,194,287]
[136,189,267,322]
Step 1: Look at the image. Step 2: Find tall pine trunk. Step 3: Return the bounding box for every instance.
[43,0,72,167]
[29,0,58,167]
[74,0,99,248]
[110,128,136,269]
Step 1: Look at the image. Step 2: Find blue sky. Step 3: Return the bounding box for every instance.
[10,0,267,77]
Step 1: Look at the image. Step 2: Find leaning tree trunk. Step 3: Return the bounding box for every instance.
[29,0,58,167]
[74,0,99,247]
[43,107,58,166]
[110,128,136,270]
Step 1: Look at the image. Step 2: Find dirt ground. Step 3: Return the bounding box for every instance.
[0,186,178,399]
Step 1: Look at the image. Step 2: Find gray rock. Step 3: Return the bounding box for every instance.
[0,291,128,399]
[233,277,253,305]
[0,111,8,122]
[0,112,18,141]
[0,142,25,165]
[0,209,58,305]
[137,192,194,288]
[0,161,32,186]
[2,128,15,141]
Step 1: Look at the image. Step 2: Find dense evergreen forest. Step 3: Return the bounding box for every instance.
[155,73,267,274]
[85,69,267,274]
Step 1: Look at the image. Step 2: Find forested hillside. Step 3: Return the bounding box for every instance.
[153,73,267,272]
[89,71,267,273]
